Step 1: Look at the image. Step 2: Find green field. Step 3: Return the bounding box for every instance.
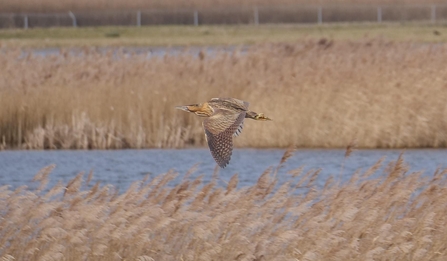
[0,23,446,47]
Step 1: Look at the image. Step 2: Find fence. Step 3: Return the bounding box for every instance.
[1,4,446,29]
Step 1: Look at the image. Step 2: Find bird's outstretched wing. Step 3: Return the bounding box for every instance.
[203,109,246,168]
[209,98,249,111]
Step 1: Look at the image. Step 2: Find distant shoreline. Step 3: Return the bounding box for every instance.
[1,23,447,48]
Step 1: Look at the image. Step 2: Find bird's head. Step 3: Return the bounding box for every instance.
[176,102,213,117]
[254,113,272,121]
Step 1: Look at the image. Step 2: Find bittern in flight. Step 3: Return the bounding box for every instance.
[176,98,271,168]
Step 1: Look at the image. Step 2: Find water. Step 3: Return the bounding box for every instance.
[30,45,249,59]
[27,44,441,59]
[0,149,445,192]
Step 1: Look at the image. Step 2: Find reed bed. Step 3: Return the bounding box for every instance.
[1,150,447,260]
[1,39,447,150]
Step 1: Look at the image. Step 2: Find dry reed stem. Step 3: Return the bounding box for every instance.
[1,156,447,260]
[1,40,447,149]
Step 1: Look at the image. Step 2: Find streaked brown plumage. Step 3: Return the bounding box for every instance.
[176,98,271,168]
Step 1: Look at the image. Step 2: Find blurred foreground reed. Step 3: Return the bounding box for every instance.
[1,150,447,260]
[1,39,447,150]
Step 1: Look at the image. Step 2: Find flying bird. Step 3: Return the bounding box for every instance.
[176,98,271,168]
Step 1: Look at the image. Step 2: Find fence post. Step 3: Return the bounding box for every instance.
[377,6,382,23]
[317,7,323,24]
[137,10,141,27]
[431,5,436,23]
[254,6,259,25]
[68,11,77,27]
[24,15,28,29]
[194,10,199,26]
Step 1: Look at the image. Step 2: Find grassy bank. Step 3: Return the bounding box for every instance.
[1,23,447,48]
[1,151,447,260]
[0,39,446,149]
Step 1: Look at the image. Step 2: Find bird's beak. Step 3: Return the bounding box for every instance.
[256,114,272,121]
[175,106,190,112]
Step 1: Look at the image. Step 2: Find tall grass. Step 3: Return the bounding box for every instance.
[1,39,447,150]
[1,151,447,260]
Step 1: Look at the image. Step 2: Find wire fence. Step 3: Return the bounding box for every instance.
[1,4,446,29]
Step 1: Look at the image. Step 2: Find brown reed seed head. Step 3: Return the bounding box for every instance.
[345,138,357,158]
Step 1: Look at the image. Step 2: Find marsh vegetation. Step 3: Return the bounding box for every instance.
[1,39,446,150]
[1,150,447,260]
[1,9,446,260]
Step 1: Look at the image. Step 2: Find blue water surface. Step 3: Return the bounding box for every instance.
[0,149,445,192]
